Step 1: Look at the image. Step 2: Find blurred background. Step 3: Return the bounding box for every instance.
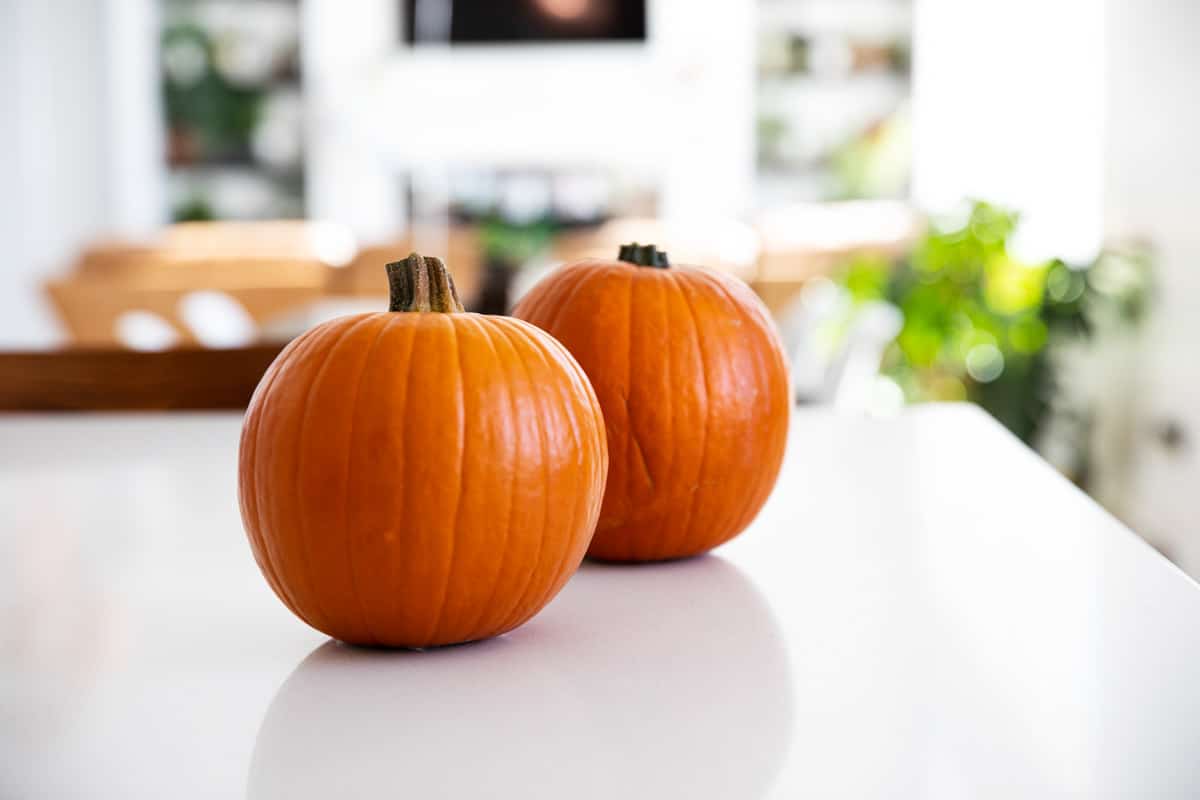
[0,0,1194,572]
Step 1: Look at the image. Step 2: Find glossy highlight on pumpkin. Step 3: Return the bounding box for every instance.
[239,254,608,647]
[513,244,790,562]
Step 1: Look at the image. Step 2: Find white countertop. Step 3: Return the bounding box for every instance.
[1,405,1198,799]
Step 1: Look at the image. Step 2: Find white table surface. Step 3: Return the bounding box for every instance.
[1,405,1198,799]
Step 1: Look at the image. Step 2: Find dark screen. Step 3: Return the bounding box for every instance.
[404,0,646,44]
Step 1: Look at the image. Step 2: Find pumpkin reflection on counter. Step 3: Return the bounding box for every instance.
[248,556,794,799]
[238,254,608,648]
[514,243,791,562]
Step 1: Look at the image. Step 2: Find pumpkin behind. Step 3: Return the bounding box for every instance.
[240,254,608,647]
[513,244,790,562]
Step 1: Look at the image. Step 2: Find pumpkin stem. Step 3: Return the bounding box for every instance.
[617,242,670,269]
[386,253,465,313]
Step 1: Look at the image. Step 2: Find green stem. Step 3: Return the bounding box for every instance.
[386,253,465,313]
[617,242,670,269]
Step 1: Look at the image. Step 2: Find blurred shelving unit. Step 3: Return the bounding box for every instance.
[755,0,912,209]
[160,0,305,221]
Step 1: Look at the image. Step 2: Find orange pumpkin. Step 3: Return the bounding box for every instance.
[513,243,790,562]
[239,254,608,647]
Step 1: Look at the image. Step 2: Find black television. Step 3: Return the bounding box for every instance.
[404,0,646,45]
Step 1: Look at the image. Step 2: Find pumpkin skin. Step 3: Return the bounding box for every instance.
[239,255,608,648]
[513,244,789,562]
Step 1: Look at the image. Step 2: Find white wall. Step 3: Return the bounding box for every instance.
[103,0,166,239]
[0,0,163,348]
[0,0,105,347]
[1106,0,1200,572]
[912,0,1105,263]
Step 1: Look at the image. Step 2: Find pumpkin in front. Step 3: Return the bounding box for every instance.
[239,254,608,648]
[513,244,790,562]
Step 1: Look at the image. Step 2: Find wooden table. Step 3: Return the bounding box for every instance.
[0,345,285,411]
[1,406,1198,798]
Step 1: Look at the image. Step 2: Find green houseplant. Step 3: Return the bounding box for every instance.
[837,201,1151,486]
